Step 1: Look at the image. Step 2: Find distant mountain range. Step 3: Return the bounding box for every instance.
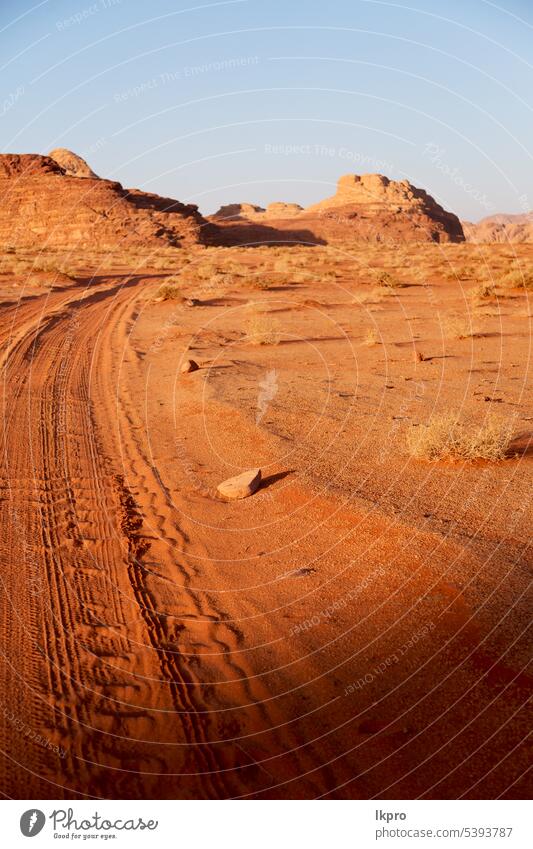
[0,148,530,249]
[462,213,533,244]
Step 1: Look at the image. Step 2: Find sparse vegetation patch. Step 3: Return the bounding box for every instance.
[407,413,514,461]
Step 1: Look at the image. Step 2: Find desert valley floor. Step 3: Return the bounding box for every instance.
[0,240,531,799]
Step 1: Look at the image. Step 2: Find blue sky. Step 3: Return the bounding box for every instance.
[1,0,532,220]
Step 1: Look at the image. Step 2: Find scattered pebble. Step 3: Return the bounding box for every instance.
[180,358,199,373]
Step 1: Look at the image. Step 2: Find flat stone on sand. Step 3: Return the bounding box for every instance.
[217,468,261,500]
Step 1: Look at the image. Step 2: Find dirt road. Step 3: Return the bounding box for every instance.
[0,272,530,799]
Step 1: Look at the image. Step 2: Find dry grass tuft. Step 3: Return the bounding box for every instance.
[155,282,185,302]
[501,265,533,291]
[251,277,274,290]
[363,327,380,346]
[244,302,280,345]
[443,313,479,340]
[471,282,496,302]
[354,286,391,305]
[407,413,514,461]
[373,270,403,289]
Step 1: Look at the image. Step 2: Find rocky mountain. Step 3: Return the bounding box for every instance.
[463,212,533,243]
[213,202,304,220]
[0,153,210,250]
[0,155,467,252]
[48,148,100,178]
[212,173,465,244]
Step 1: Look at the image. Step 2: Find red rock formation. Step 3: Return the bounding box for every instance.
[211,173,464,245]
[48,148,99,178]
[213,201,304,220]
[265,202,304,218]
[213,203,266,220]
[304,173,464,242]
[0,153,210,250]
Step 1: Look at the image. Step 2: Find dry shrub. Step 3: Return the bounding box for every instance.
[354,287,389,305]
[251,277,273,290]
[363,327,380,346]
[443,313,479,339]
[25,276,52,290]
[373,270,403,289]
[407,413,514,461]
[273,258,291,274]
[209,271,236,287]
[150,257,177,270]
[502,267,533,290]
[471,282,496,301]
[244,302,280,345]
[291,271,316,284]
[353,291,374,305]
[155,281,185,302]
[14,264,76,287]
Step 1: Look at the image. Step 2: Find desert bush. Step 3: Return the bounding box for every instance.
[291,271,315,284]
[32,261,77,278]
[250,277,274,290]
[29,260,55,273]
[443,313,479,339]
[373,270,403,289]
[363,327,380,346]
[244,303,280,345]
[21,275,50,289]
[353,291,373,305]
[502,267,533,290]
[54,266,77,280]
[155,282,184,301]
[149,257,177,270]
[208,271,234,287]
[470,282,496,301]
[407,413,514,461]
[273,258,291,274]
[354,286,390,305]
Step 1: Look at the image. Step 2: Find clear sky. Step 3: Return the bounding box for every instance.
[1,0,532,221]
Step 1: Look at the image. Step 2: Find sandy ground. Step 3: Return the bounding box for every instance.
[0,243,531,799]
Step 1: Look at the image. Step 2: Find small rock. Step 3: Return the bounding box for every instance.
[180,359,199,374]
[217,468,261,500]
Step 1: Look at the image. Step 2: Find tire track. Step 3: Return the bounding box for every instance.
[0,277,279,799]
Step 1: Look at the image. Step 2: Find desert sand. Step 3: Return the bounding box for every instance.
[0,155,531,800]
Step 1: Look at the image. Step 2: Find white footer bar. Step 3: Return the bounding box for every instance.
[3,799,528,847]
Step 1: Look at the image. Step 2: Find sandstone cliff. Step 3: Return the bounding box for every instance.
[211,173,464,244]
[213,203,266,220]
[0,153,209,250]
[213,201,304,220]
[48,148,100,178]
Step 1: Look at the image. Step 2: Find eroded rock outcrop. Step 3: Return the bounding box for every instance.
[0,153,210,250]
[265,202,303,218]
[213,203,266,220]
[304,173,464,243]
[48,148,100,178]
[211,173,464,244]
[213,201,304,221]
